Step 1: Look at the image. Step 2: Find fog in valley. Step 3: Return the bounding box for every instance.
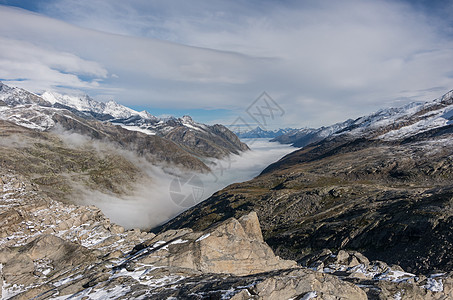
[71,138,296,230]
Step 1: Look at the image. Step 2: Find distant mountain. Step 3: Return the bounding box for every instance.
[42,91,248,158]
[156,89,453,276]
[273,92,453,148]
[42,91,156,120]
[0,83,248,160]
[271,120,355,147]
[234,126,296,139]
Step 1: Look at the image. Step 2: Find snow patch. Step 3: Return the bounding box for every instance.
[424,275,444,292]
[301,291,317,300]
[170,239,188,245]
[393,291,402,300]
[113,123,157,135]
[196,233,210,242]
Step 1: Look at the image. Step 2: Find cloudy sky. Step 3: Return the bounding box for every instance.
[0,0,452,128]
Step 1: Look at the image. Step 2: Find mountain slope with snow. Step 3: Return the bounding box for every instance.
[271,119,355,147]
[157,88,453,277]
[0,82,249,160]
[274,90,453,148]
[0,82,51,107]
[42,90,249,158]
[42,91,154,120]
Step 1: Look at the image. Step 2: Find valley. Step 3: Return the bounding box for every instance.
[2,1,453,298]
[1,83,453,299]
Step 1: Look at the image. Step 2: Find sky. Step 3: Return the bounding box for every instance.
[0,0,453,128]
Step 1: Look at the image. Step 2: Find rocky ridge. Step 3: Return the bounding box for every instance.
[2,171,452,299]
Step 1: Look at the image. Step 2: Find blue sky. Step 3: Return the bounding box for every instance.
[0,0,453,128]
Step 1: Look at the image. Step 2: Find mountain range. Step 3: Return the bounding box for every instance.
[0,82,248,206]
[156,89,453,275]
[1,83,453,299]
[0,82,248,160]
[270,120,355,147]
[234,126,295,139]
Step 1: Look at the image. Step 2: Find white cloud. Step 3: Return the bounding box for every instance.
[1,1,453,128]
[0,37,108,92]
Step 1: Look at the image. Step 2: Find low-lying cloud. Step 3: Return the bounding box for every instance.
[55,132,295,230]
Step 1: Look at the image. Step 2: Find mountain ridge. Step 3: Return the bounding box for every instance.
[0,82,249,160]
[1,84,453,298]
[234,126,296,139]
[272,90,453,148]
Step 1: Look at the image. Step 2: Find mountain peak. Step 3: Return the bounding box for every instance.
[41,91,157,120]
[181,115,194,123]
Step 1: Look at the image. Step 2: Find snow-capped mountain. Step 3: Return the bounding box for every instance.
[272,119,354,147]
[274,90,453,147]
[0,82,249,159]
[234,126,296,139]
[339,90,453,141]
[42,91,155,120]
[0,81,51,107]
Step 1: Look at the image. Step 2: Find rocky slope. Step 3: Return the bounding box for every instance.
[155,90,453,277]
[0,116,208,205]
[0,82,250,212]
[1,171,451,299]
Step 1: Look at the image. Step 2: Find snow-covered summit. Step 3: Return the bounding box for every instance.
[0,82,51,107]
[274,89,453,147]
[41,91,155,120]
[181,115,195,124]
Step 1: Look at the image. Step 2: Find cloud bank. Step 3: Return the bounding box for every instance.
[1,1,453,127]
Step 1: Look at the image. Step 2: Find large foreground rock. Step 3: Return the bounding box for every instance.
[134,212,296,275]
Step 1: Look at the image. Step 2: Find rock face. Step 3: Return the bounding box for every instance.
[155,90,453,275]
[1,170,452,299]
[133,212,296,276]
[161,118,249,159]
[0,172,368,299]
[230,268,367,300]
